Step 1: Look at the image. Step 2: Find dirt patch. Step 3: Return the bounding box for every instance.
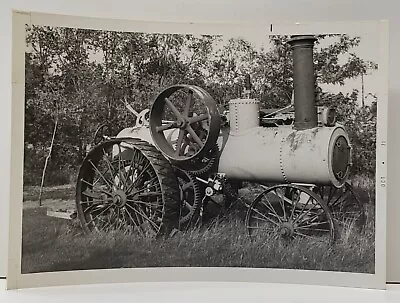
[23,184,75,202]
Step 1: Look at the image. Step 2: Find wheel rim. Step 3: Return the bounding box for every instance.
[150,85,221,163]
[76,139,175,237]
[246,184,335,242]
[93,123,111,145]
[315,182,366,230]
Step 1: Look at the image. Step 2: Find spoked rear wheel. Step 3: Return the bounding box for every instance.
[245,184,336,243]
[76,138,180,237]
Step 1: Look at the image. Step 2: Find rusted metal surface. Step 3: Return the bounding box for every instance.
[288,35,318,130]
[217,125,350,188]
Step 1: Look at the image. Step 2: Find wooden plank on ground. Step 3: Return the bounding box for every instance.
[46,209,73,220]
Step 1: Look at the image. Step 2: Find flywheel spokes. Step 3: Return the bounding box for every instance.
[150,85,220,164]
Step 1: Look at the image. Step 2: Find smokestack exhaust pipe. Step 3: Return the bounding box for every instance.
[288,35,318,130]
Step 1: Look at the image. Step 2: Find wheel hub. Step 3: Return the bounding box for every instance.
[113,189,127,208]
[177,118,188,129]
[279,222,295,237]
[205,187,214,196]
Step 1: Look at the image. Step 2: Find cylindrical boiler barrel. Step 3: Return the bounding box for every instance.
[217,125,351,188]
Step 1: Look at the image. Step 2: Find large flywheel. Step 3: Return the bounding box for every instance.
[75,138,180,237]
[149,85,221,165]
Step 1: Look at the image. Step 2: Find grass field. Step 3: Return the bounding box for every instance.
[21,182,376,274]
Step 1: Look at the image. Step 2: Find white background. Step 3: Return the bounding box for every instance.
[1,0,400,300]
[0,280,400,303]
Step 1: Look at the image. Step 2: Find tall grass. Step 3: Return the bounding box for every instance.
[22,204,375,274]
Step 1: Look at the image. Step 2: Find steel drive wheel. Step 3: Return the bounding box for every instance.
[314,182,366,231]
[245,184,336,243]
[149,85,221,164]
[76,138,180,237]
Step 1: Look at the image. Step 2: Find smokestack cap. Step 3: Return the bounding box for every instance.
[288,35,318,48]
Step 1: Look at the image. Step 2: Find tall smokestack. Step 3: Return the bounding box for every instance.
[288,35,318,130]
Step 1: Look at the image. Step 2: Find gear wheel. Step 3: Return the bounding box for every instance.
[174,144,219,176]
[175,168,204,228]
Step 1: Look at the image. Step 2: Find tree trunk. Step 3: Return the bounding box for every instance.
[361,74,365,107]
[39,116,58,206]
[77,139,84,165]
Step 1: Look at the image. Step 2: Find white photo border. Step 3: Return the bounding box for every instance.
[7,11,389,290]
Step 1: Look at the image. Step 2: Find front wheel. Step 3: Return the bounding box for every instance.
[245,184,336,243]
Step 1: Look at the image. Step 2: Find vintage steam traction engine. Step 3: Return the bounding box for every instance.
[76,36,365,242]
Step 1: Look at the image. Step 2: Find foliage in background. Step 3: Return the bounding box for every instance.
[24,26,378,186]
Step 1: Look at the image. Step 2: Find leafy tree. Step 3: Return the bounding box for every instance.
[24,27,378,185]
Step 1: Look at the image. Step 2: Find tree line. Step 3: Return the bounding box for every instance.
[24,26,378,186]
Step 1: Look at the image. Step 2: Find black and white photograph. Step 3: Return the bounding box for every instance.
[7,13,387,289]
